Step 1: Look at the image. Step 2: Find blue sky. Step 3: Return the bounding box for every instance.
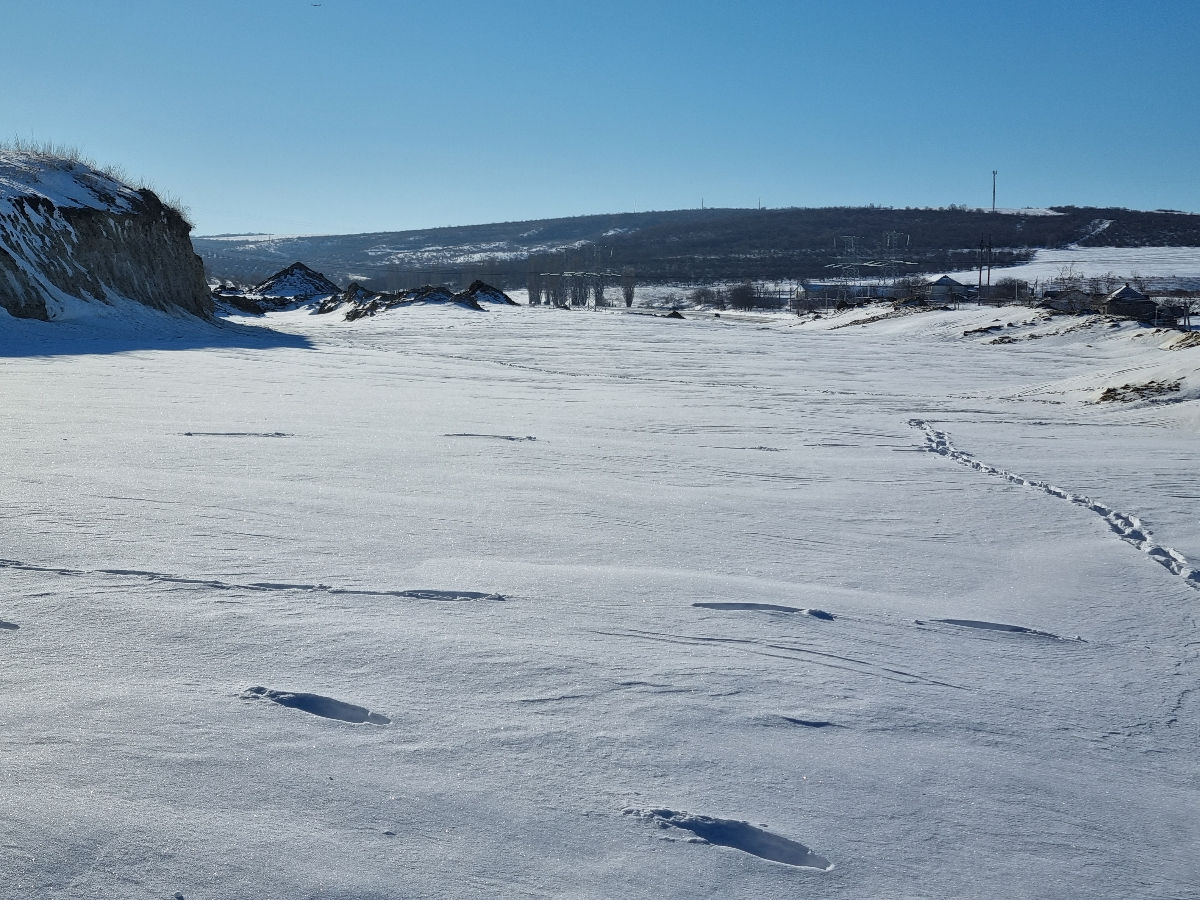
[4,0,1197,235]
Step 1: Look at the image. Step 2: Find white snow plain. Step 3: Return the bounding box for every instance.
[943,245,1200,290]
[1,301,1198,899]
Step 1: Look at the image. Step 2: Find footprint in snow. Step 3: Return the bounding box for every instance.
[625,807,832,870]
[243,686,390,724]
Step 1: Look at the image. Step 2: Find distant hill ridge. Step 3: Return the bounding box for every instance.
[195,205,1200,290]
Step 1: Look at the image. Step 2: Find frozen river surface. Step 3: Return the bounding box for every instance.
[1,302,1198,898]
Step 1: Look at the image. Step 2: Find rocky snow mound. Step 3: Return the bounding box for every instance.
[212,262,343,315]
[336,280,517,320]
[254,262,341,298]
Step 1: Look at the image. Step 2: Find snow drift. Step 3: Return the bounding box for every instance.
[0,150,210,320]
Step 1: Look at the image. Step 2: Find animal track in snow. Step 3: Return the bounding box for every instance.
[693,602,835,620]
[242,686,390,724]
[909,419,1199,590]
[624,807,832,870]
[0,559,505,602]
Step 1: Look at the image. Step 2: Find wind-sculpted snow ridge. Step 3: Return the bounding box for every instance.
[692,602,835,619]
[242,686,391,724]
[909,419,1199,589]
[929,618,1079,641]
[624,807,832,870]
[181,431,293,438]
[597,626,964,688]
[0,557,504,601]
[444,432,537,442]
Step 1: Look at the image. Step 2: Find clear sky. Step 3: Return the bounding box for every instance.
[4,0,1197,235]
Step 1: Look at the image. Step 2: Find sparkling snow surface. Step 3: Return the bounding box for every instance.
[1,303,1198,898]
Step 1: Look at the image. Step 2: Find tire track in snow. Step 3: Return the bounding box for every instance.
[909,419,1199,589]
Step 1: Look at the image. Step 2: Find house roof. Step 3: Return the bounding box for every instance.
[1108,283,1148,301]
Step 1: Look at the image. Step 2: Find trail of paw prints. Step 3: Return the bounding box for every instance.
[909,419,1199,590]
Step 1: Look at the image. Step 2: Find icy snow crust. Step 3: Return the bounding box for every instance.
[1,301,1199,898]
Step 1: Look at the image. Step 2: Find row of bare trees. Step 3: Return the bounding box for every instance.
[526,268,637,308]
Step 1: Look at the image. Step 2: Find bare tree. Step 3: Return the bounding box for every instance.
[994,277,1031,303]
[621,267,636,307]
[570,274,589,307]
[593,275,606,307]
[1055,263,1083,293]
[729,282,756,310]
[547,273,566,308]
[526,270,542,306]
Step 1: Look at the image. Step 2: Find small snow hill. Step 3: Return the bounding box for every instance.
[255,262,341,298]
[212,261,342,314]
[0,149,210,321]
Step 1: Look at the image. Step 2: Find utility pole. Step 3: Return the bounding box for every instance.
[978,238,985,294]
[985,237,994,300]
[992,170,997,213]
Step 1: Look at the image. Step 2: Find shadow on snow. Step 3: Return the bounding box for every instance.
[0,314,312,358]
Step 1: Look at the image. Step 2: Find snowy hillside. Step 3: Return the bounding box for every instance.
[2,302,1197,898]
[941,245,1200,290]
[194,205,1200,290]
[0,150,210,320]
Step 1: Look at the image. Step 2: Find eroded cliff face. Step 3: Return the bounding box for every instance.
[0,152,211,321]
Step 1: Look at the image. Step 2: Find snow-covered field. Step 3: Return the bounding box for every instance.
[2,302,1198,899]
[944,245,1200,290]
